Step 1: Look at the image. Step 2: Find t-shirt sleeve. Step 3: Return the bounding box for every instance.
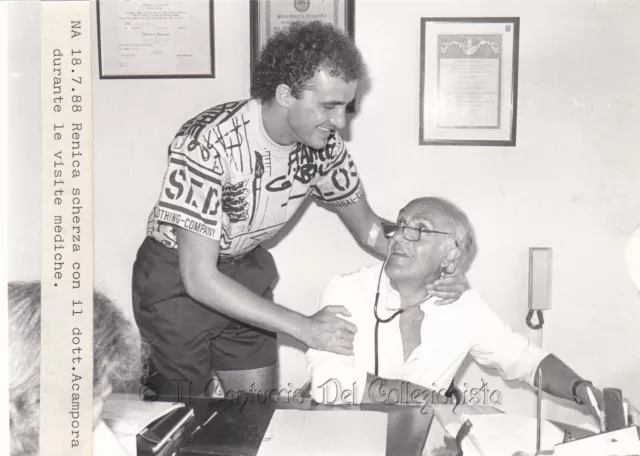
[311,132,365,208]
[154,132,227,241]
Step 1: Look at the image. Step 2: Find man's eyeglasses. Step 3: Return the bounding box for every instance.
[381,222,453,242]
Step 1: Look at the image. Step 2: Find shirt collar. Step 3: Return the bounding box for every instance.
[377,264,439,314]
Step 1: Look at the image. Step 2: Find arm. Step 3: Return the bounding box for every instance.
[467,295,612,421]
[535,354,588,402]
[534,354,608,422]
[535,354,640,426]
[334,197,390,258]
[307,352,438,407]
[177,228,357,355]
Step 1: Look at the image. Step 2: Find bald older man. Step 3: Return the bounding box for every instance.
[306,197,631,423]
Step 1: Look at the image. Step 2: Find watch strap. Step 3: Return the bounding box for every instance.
[571,379,593,405]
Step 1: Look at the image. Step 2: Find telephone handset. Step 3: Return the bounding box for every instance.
[527,247,552,330]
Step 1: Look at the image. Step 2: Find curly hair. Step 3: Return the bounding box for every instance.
[8,281,146,456]
[251,20,365,102]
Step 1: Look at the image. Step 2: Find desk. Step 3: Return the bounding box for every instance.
[150,393,434,456]
[424,405,597,456]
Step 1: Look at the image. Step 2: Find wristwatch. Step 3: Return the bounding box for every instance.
[571,379,594,405]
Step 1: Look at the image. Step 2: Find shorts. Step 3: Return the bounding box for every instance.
[132,236,279,399]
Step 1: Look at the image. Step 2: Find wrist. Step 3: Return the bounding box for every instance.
[288,313,312,346]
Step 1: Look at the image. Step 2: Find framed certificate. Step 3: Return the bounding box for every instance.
[96,0,215,79]
[419,17,520,146]
[250,0,356,111]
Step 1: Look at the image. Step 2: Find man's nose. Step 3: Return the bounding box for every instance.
[391,228,407,244]
[330,106,346,130]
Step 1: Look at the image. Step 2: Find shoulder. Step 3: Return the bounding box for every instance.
[324,262,383,293]
[175,99,251,139]
[319,263,382,314]
[445,289,495,317]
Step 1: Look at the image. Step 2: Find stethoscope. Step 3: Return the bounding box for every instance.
[373,249,430,376]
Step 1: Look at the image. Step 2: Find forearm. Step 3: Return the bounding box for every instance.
[186,269,308,343]
[361,373,437,405]
[536,354,584,402]
[336,199,390,258]
[350,214,390,258]
[367,216,391,258]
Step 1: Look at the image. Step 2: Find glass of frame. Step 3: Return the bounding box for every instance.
[96,0,215,79]
[419,17,520,146]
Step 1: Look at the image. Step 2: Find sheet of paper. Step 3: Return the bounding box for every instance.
[554,426,640,456]
[94,420,136,456]
[257,410,387,456]
[100,393,185,436]
[443,413,565,456]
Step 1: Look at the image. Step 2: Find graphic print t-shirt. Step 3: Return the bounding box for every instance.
[147,99,365,256]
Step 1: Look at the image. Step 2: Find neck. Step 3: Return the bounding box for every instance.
[261,101,295,146]
[389,275,438,308]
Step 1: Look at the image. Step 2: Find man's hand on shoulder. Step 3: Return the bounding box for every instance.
[427,269,469,305]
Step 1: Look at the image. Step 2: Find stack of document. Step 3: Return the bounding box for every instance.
[101,393,186,455]
[257,410,388,456]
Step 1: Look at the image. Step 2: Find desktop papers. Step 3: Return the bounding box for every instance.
[257,410,388,456]
[445,413,565,456]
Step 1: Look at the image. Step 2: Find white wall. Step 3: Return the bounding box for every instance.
[8,0,640,427]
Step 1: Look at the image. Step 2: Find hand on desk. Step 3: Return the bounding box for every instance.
[574,384,640,429]
[305,305,357,356]
[574,383,605,427]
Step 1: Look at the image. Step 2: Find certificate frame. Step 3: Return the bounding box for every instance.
[96,0,215,79]
[419,17,520,146]
[250,0,356,112]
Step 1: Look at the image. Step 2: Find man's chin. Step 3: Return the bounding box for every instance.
[308,139,328,149]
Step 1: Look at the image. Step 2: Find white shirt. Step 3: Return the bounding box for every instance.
[306,263,550,405]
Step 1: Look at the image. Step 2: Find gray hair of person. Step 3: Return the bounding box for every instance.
[406,196,476,267]
[8,281,145,456]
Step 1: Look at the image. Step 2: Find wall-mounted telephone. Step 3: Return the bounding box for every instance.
[527,247,552,330]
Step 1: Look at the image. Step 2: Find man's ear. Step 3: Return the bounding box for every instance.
[275,83,295,109]
[441,247,461,274]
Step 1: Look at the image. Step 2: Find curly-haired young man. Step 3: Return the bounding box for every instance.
[132,21,468,400]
